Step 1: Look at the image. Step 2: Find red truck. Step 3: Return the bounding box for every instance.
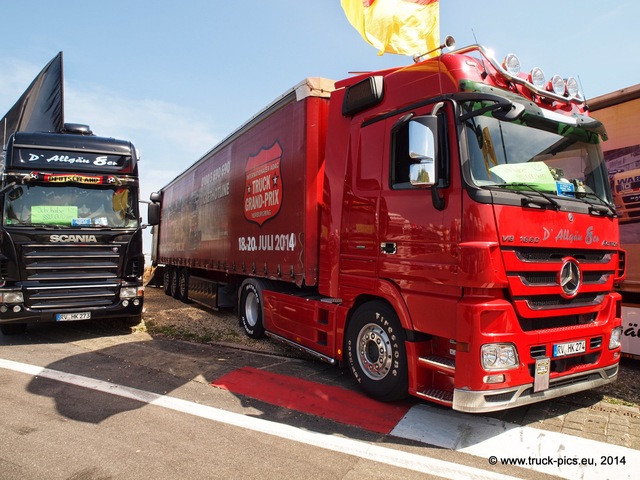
[148,44,624,412]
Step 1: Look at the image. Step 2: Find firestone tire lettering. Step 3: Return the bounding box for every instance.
[346,301,408,402]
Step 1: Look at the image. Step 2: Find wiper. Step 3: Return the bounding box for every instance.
[503,183,561,210]
[28,224,66,229]
[580,192,617,217]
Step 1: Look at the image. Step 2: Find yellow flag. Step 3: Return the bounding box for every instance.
[341,0,440,57]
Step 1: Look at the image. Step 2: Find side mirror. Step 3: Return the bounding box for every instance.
[8,186,24,201]
[409,162,435,187]
[408,115,445,210]
[147,203,160,226]
[150,191,162,203]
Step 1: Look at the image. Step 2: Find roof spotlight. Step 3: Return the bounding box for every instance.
[549,75,565,96]
[503,53,521,76]
[566,77,580,98]
[529,67,545,89]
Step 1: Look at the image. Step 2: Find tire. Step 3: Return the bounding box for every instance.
[177,268,190,303]
[169,268,180,299]
[163,267,171,296]
[238,279,267,339]
[1,323,27,335]
[346,301,408,402]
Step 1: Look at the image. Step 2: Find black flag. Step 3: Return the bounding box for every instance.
[1,51,64,145]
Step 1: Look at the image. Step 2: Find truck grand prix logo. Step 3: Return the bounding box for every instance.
[243,141,283,226]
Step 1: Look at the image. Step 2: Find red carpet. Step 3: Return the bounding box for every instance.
[212,367,411,434]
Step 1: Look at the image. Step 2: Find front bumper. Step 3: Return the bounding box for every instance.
[452,363,618,413]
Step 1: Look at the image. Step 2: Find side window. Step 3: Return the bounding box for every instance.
[390,110,449,189]
[390,118,412,189]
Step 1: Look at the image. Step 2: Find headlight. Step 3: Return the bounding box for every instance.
[120,287,143,299]
[481,343,519,370]
[0,292,24,303]
[609,326,623,349]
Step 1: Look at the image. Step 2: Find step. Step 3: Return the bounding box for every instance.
[418,354,456,374]
[415,387,454,407]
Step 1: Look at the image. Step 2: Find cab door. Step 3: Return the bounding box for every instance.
[378,102,463,338]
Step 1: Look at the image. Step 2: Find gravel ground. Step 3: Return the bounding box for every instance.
[140,274,640,409]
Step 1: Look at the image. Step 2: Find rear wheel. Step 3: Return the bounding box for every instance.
[163,267,171,296]
[169,268,180,299]
[0,323,27,335]
[238,279,267,339]
[177,268,190,302]
[346,301,408,402]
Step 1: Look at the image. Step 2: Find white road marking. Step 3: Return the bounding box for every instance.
[392,404,638,480]
[0,358,516,480]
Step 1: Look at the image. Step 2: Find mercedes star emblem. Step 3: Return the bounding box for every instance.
[559,258,581,297]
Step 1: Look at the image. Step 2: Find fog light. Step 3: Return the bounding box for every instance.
[609,326,622,349]
[483,374,505,384]
[133,299,140,306]
[0,305,7,313]
[122,300,129,307]
[12,305,21,313]
[481,343,519,370]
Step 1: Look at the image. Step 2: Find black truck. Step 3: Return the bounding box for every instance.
[0,123,144,334]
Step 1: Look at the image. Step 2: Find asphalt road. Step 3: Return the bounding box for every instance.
[0,294,638,479]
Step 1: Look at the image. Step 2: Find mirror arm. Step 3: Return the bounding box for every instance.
[431,184,445,211]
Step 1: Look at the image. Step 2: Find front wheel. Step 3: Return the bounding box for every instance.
[346,301,408,402]
[238,279,267,339]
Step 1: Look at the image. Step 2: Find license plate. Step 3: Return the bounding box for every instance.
[553,340,586,357]
[56,312,91,322]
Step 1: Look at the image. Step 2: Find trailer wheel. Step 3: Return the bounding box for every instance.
[177,268,190,303]
[239,279,267,339]
[169,268,180,299]
[0,323,27,335]
[346,301,408,402]
[163,267,171,296]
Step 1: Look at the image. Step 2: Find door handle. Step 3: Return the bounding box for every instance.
[380,242,397,255]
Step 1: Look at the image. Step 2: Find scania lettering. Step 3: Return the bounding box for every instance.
[0,124,144,335]
[149,44,624,412]
[50,234,98,243]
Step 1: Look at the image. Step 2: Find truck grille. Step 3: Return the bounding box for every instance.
[502,247,616,331]
[19,243,124,310]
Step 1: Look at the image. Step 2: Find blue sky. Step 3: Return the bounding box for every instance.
[1,1,638,252]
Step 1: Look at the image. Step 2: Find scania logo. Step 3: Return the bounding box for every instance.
[559,258,581,298]
[50,234,97,243]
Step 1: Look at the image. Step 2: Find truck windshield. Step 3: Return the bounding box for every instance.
[463,103,613,208]
[3,184,139,228]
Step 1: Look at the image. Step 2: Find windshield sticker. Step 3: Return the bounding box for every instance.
[32,205,78,225]
[489,162,556,190]
[556,181,575,197]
